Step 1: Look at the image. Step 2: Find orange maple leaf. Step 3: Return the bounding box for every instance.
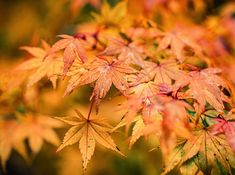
[98,38,145,67]
[0,120,28,167]
[157,31,202,62]
[17,113,62,154]
[17,43,63,88]
[132,60,184,85]
[48,34,87,76]
[66,57,135,99]
[174,68,230,113]
[159,96,193,157]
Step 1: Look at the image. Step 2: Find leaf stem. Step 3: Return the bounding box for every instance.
[87,98,95,120]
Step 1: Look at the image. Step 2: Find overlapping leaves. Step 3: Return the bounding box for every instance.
[7,1,235,174]
[162,126,235,175]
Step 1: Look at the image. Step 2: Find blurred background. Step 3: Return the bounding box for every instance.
[0,0,233,59]
[0,0,235,175]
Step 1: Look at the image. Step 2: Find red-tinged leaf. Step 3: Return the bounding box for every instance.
[118,95,163,134]
[70,57,135,99]
[118,91,163,130]
[98,38,145,67]
[161,97,192,138]
[159,96,193,157]
[48,35,87,75]
[174,68,229,113]
[157,32,202,62]
[211,110,235,153]
[142,97,163,124]
[132,60,184,86]
[49,35,74,52]
[128,81,158,101]
[63,43,77,77]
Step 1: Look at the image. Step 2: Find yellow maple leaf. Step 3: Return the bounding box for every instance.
[91,1,127,27]
[56,108,124,169]
[162,126,235,175]
[129,116,161,149]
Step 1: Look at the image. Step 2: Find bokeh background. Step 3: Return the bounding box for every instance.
[0,0,235,175]
[0,0,232,59]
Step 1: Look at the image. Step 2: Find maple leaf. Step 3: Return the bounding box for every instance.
[116,96,144,130]
[157,31,202,62]
[17,44,63,88]
[17,113,62,154]
[159,96,193,157]
[126,60,183,105]
[162,127,235,175]
[132,60,184,85]
[56,109,124,169]
[122,61,184,122]
[129,115,161,149]
[128,81,158,101]
[67,57,135,99]
[92,1,127,26]
[211,109,235,153]
[47,34,87,76]
[120,59,184,125]
[111,113,161,148]
[120,87,162,128]
[98,38,145,67]
[129,116,145,148]
[141,96,164,124]
[117,96,162,132]
[174,68,229,113]
[0,120,28,168]
[63,61,88,96]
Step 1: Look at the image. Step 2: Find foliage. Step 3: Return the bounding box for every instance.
[1,0,235,174]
